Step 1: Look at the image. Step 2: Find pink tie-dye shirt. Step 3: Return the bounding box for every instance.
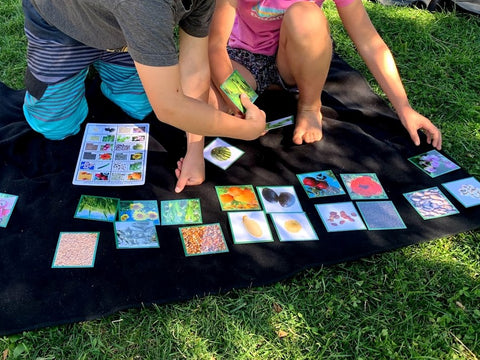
[229,0,354,56]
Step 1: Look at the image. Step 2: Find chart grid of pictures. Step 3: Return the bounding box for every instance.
[441,177,480,208]
[219,70,258,113]
[204,138,245,170]
[73,123,149,186]
[270,212,319,241]
[297,170,345,198]
[0,193,18,228]
[215,185,261,211]
[114,221,159,249]
[340,173,388,200]
[257,186,303,213]
[403,187,459,220]
[227,211,274,244]
[179,223,229,256]
[315,202,366,232]
[118,200,160,225]
[52,232,99,268]
[161,199,202,225]
[356,201,406,230]
[74,195,119,222]
[408,149,460,178]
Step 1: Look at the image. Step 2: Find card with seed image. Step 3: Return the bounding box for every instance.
[408,149,460,178]
[356,201,406,230]
[52,232,100,268]
[216,185,261,211]
[227,211,273,244]
[179,223,229,256]
[315,202,366,232]
[340,173,388,200]
[161,199,202,225]
[118,200,160,225]
[441,177,480,208]
[297,170,345,198]
[74,195,119,222]
[403,187,459,220]
[265,115,294,131]
[204,138,245,170]
[114,221,159,249]
[220,70,258,113]
[0,192,18,228]
[256,186,303,213]
[270,212,318,242]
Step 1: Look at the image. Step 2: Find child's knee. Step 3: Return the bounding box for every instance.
[23,70,89,140]
[283,2,329,37]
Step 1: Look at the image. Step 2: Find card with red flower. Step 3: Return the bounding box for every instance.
[340,173,388,200]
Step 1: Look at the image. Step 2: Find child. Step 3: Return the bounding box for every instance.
[208,0,442,149]
[22,0,266,193]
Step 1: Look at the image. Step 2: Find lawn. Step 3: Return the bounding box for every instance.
[1,1,479,359]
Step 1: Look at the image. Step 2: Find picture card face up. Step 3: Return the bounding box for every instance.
[179,223,229,256]
[356,201,406,230]
[215,185,261,211]
[403,187,459,220]
[220,70,258,113]
[114,221,159,249]
[161,198,202,225]
[408,149,460,178]
[204,138,245,170]
[0,193,18,228]
[257,186,303,213]
[270,212,319,241]
[297,170,345,198]
[118,200,160,225]
[340,173,388,200]
[74,195,119,222]
[227,211,274,244]
[441,177,480,208]
[315,202,366,232]
[52,232,100,268]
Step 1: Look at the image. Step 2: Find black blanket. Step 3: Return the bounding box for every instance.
[1,54,479,336]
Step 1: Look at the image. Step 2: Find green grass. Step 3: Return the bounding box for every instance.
[1,1,479,359]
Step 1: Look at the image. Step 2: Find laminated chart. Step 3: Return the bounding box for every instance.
[73,123,149,186]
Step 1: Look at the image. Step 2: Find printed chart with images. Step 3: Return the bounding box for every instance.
[73,123,149,186]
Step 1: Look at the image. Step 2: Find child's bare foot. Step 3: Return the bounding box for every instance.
[292,108,323,145]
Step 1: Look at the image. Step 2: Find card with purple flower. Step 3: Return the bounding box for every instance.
[408,150,460,178]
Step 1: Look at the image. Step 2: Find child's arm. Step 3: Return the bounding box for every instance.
[337,0,442,150]
[134,45,265,140]
[208,0,241,112]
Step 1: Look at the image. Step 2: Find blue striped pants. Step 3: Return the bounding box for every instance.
[22,2,152,140]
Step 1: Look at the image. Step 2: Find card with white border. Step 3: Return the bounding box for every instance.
[204,138,245,170]
[356,201,406,230]
[315,202,366,232]
[256,186,303,213]
[441,177,480,208]
[270,212,318,241]
[403,187,459,220]
[0,192,18,228]
[228,211,273,244]
[52,232,100,268]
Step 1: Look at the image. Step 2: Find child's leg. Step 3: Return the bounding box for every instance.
[23,68,89,140]
[277,2,332,145]
[94,54,152,120]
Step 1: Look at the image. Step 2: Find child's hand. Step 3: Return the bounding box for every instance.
[240,93,266,139]
[400,107,442,150]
